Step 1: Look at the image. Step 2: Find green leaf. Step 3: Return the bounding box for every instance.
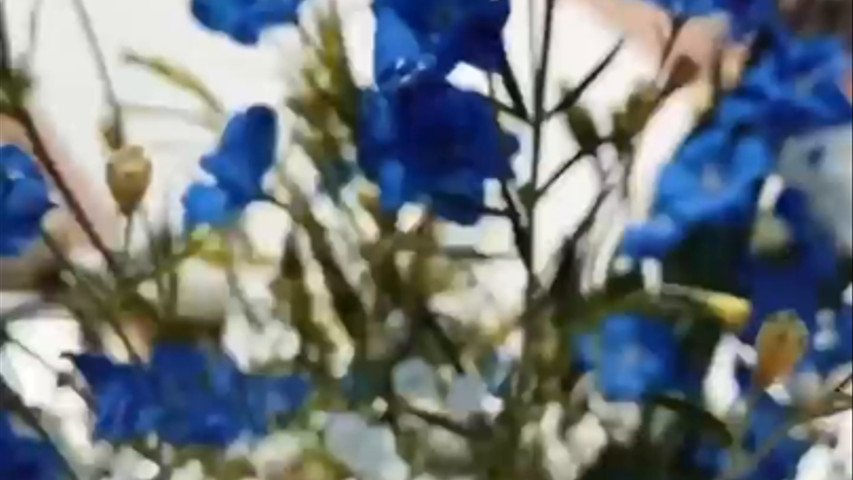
[123,52,223,114]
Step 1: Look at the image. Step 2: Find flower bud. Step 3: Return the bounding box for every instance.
[754,311,809,389]
[565,104,600,153]
[702,292,753,331]
[662,55,699,95]
[106,145,152,215]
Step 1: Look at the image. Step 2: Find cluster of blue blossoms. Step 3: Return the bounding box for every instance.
[1,0,850,477]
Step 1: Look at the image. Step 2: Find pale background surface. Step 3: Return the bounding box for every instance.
[3,0,849,478]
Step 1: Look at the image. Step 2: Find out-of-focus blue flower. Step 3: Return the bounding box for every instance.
[71,354,161,441]
[183,105,278,230]
[73,343,311,446]
[1,145,53,257]
[575,314,681,401]
[651,0,776,38]
[743,190,836,336]
[694,393,809,479]
[0,412,62,480]
[357,77,517,224]
[718,33,852,145]
[624,131,773,258]
[624,32,851,259]
[191,0,304,45]
[374,0,510,78]
[742,189,851,376]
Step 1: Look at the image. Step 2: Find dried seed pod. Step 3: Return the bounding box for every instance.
[754,311,809,388]
[106,145,152,215]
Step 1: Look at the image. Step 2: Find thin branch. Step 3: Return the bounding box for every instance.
[501,182,532,271]
[415,303,465,374]
[0,384,82,480]
[25,0,45,70]
[120,102,220,130]
[835,371,853,393]
[535,150,588,201]
[400,402,488,439]
[40,229,141,363]
[488,95,528,122]
[0,0,11,72]
[659,16,687,70]
[69,0,124,146]
[16,108,122,276]
[499,57,529,121]
[545,38,624,119]
[225,240,266,328]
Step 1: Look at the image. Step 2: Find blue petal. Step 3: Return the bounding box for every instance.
[73,345,312,447]
[201,105,277,205]
[356,78,517,224]
[182,183,232,230]
[0,413,63,480]
[191,0,304,45]
[578,314,681,401]
[1,145,53,257]
[374,7,424,83]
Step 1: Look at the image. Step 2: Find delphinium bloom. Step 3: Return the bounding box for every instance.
[574,314,685,401]
[73,344,311,446]
[358,77,518,224]
[0,412,62,480]
[374,0,511,76]
[0,145,53,256]
[360,3,518,225]
[623,31,852,259]
[183,105,278,230]
[191,0,305,45]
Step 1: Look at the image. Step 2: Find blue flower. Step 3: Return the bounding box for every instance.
[374,0,510,78]
[71,354,161,441]
[0,413,62,480]
[357,77,517,224]
[624,131,773,258]
[717,33,852,145]
[575,314,681,401]
[624,32,851,259]
[191,0,304,45]
[183,105,278,230]
[73,344,311,446]
[693,393,809,480]
[1,145,53,257]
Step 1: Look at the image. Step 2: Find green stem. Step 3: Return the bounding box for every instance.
[40,229,141,363]
[69,0,124,146]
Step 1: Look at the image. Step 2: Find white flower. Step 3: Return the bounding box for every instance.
[324,413,410,480]
[222,293,300,371]
[392,358,442,411]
